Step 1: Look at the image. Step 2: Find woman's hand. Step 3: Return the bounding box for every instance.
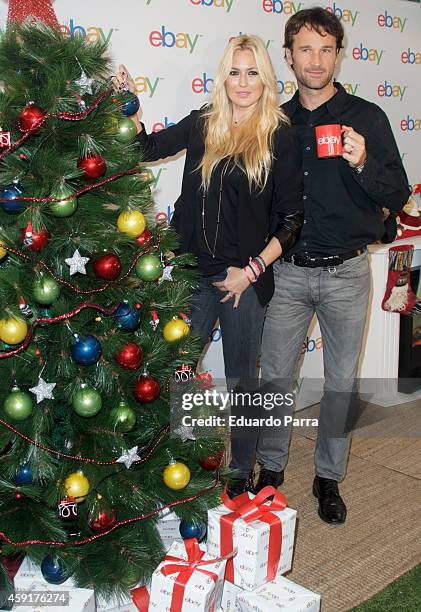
[213,266,250,308]
[114,64,142,132]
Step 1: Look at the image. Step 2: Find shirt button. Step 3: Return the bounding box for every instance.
[304,171,309,176]
[306,146,310,151]
[303,195,307,200]
[303,220,307,224]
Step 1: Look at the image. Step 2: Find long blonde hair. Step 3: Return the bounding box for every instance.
[200,35,289,191]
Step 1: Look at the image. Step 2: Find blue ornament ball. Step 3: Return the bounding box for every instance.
[114,301,141,332]
[70,334,102,365]
[40,554,69,585]
[121,93,140,117]
[0,182,25,214]
[14,463,33,485]
[179,519,207,542]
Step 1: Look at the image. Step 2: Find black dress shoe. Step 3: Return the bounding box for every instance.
[226,472,254,499]
[253,467,284,494]
[312,476,347,524]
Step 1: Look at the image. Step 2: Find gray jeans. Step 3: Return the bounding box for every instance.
[259,252,370,481]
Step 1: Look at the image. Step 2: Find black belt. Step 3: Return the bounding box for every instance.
[283,249,366,268]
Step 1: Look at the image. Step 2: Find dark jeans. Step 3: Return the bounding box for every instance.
[190,270,266,476]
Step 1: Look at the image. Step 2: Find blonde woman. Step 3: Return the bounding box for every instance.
[118,35,303,498]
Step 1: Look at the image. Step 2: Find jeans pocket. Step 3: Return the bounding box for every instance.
[330,253,369,279]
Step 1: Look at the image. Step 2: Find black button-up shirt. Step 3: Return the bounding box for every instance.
[283,83,410,256]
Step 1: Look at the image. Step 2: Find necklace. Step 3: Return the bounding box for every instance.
[202,170,223,259]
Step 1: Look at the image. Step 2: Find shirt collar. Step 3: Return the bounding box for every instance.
[288,82,348,117]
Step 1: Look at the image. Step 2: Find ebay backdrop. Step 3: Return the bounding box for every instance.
[1,0,419,383]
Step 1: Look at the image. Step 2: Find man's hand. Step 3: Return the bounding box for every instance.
[213,266,250,308]
[341,125,366,168]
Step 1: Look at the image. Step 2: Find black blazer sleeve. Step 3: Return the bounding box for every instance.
[135,110,197,162]
[271,126,304,253]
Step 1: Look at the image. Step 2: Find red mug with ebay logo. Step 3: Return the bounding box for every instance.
[315,124,343,158]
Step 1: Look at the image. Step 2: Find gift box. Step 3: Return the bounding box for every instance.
[96,591,138,612]
[11,580,95,612]
[13,557,75,590]
[235,575,320,612]
[207,487,296,591]
[220,581,243,611]
[156,510,182,550]
[146,538,233,612]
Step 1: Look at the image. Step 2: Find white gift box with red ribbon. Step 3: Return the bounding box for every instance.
[219,580,243,611]
[11,579,95,612]
[133,538,233,612]
[235,575,320,612]
[207,487,296,591]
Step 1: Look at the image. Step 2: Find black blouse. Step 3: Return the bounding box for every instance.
[136,109,303,306]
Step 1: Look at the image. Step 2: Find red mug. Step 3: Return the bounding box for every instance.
[315,124,343,158]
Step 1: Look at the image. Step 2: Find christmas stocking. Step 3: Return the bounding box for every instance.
[382,245,417,315]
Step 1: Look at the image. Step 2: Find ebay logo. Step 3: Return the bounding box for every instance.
[317,135,341,146]
[59,19,115,44]
[278,80,297,95]
[352,43,384,65]
[401,48,421,64]
[377,81,407,101]
[377,11,407,33]
[192,73,214,94]
[152,117,175,132]
[190,0,235,12]
[262,1,303,14]
[155,205,174,223]
[325,3,359,27]
[400,116,421,132]
[149,26,202,54]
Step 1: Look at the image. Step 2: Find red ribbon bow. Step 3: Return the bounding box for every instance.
[220,486,287,584]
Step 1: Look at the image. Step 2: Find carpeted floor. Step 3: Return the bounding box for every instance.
[279,399,421,612]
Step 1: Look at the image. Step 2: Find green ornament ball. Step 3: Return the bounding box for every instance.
[33,275,60,305]
[135,254,162,281]
[50,185,78,218]
[115,117,137,144]
[109,400,137,433]
[3,388,33,421]
[72,384,102,417]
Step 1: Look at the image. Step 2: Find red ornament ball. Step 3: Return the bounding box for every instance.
[21,227,50,252]
[199,451,224,471]
[18,104,46,133]
[77,154,106,180]
[134,374,160,403]
[115,342,143,370]
[88,498,117,533]
[196,372,213,389]
[92,253,122,280]
[136,229,153,247]
[15,491,24,499]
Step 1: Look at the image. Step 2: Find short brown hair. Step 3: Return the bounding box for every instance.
[284,7,344,52]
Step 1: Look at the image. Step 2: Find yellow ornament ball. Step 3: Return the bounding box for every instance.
[64,470,90,503]
[0,316,28,345]
[0,244,7,260]
[117,210,146,237]
[163,318,190,343]
[163,461,191,490]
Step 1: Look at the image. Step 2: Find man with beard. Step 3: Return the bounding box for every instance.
[255,8,410,523]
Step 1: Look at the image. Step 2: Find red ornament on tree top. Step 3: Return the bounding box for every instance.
[8,0,60,28]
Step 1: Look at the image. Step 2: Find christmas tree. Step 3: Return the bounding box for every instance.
[0,11,222,602]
